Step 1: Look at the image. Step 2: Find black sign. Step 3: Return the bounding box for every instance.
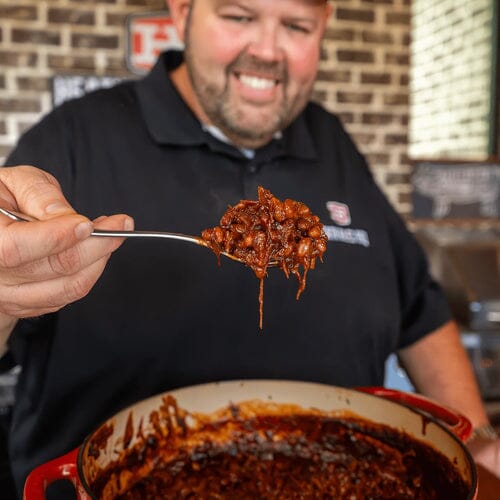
[411,162,500,219]
[51,75,124,107]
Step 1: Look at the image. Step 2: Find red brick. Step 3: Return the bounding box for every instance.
[386,173,411,184]
[12,29,60,46]
[352,133,377,145]
[0,6,37,20]
[0,51,38,67]
[360,72,392,84]
[71,33,119,50]
[383,93,409,106]
[0,98,41,113]
[69,0,117,3]
[361,30,393,45]
[311,90,327,103]
[17,76,51,92]
[48,8,95,25]
[106,12,129,27]
[386,12,411,25]
[317,69,351,83]
[337,49,374,64]
[325,27,356,41]
[365,153,390,164]
[125,0,166,6]
[385,52,410,65]
[337,112,355,125]
[337,91,373,104]
[48,54,96,71]
[336,7,376,23]
[362,112,394,125]
[361,0,393,4]
[398,192,412,206]
[385,134,408,145]
[102,56,129,74]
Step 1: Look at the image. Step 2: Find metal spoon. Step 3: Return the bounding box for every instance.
[0,206,251,264]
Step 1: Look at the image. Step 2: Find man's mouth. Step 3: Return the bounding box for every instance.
[236,73,279,90]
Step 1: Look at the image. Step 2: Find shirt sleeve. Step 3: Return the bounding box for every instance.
[379,189,453,348]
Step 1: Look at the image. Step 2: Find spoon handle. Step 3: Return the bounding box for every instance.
[0,207,207,246]
[91,229,205,245]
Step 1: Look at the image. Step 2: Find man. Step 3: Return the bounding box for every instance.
[0,0,498,496]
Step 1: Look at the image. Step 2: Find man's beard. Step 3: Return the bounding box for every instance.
[186,52,292,145]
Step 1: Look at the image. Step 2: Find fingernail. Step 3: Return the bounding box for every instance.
[46,202,71,215]
[124,217,134,231]
[74,221,93,240]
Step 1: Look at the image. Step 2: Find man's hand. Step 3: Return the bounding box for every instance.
[0,165,133,321]
[468,436,500,479]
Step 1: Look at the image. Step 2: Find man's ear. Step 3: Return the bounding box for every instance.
[167,0,192,43]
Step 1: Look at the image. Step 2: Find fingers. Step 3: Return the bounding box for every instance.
[0,165,76,219]
[0,165,135,319]
[0,214,131,276]
[0,214,133,317]
[0,214,93,268]
[0,253,113,318]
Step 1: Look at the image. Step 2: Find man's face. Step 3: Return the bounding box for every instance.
[175,0,330,148]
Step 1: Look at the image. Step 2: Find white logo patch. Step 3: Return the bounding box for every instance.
[323,225,370,248]
[326,201,351,226]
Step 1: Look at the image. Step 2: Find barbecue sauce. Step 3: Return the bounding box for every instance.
[86,398,471,499]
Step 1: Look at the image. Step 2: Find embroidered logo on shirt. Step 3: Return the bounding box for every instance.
[326,201,351,226]
[324,201,370,247]
[323,225,370,248]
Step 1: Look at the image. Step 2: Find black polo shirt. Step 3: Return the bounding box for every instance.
[5,51,451,493]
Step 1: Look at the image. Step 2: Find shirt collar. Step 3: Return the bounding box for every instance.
[134,50,318,161]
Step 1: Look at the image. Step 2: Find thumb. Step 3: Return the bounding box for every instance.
[0,165,76,220]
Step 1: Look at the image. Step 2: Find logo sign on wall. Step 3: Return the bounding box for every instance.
[52,75,123,108]
[411,162,500,219]
[126,12,183,75]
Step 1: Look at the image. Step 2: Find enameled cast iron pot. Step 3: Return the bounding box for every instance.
[23,380,478,499]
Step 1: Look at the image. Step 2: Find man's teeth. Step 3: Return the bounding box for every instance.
[238,74,276,90]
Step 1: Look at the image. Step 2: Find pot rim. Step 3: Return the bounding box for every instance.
[76,379,478,499]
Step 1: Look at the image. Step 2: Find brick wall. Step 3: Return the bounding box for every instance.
[409,0,495,159]
[0,0,412,214]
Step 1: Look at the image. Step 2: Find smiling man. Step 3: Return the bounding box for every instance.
[0,0,499,497]
[169,0,331,148]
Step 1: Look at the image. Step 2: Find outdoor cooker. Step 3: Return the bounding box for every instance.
[23,380,477,499]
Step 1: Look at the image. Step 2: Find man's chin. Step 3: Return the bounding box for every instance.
[223,124,279,149]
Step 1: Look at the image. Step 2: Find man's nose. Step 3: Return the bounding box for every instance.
[246,23,282,62]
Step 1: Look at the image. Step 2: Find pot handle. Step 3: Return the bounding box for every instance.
[23,447,90,500]
[357,387,473,442]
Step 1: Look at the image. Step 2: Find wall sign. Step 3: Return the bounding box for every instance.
[126,11,183,75]
[52,75,123,107]
[411,161,500,219]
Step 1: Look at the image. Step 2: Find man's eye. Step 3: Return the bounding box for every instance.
[223,15,253,24]
[285,23,310,34]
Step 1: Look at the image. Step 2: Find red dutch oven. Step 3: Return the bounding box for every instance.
[23,380,478,499]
